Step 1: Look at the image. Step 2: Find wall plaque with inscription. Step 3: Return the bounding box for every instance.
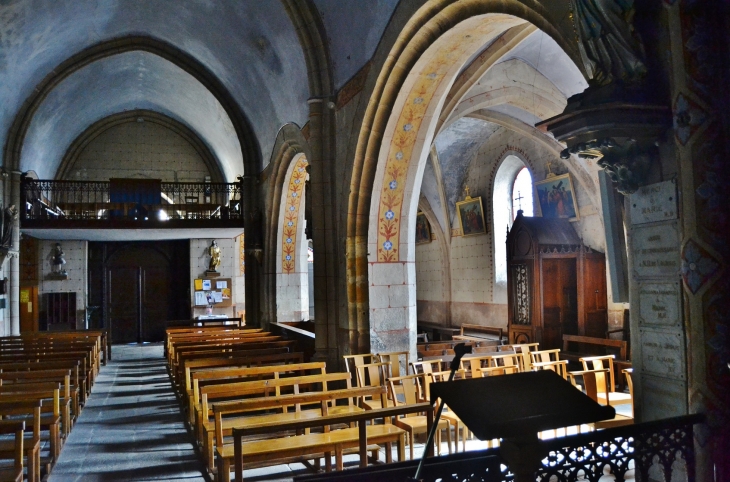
[641,375,688,421]
[640,328,686,380]
[632,223,680,278]
[638,282,681,328]
[630,180,677,225]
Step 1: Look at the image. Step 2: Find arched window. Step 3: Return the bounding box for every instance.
[512,167,533,219]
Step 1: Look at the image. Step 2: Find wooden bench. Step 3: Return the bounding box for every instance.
[0,360,86,409]
[562,335,628,362]
[0,401,41,482]
[198,372,350,469]
[453,324,505,344]
[416,322,460,341]
[0,420,25,482]
[213,386,388,481]
[226,403,434,482]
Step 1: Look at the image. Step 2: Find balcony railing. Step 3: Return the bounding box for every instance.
[21,179,243,227]
[293,414,704,482]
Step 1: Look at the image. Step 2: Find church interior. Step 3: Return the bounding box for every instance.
[0,1,728,481]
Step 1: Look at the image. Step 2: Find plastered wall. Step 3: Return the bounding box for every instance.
[415,128,623,330]
[38,240,88,329]
[190,238,245,319]
[68,121,211,182]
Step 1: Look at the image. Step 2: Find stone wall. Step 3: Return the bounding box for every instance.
[38,240,87,329]
[67,120,211,182]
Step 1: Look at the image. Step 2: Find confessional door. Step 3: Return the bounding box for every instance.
[540,258,578,348]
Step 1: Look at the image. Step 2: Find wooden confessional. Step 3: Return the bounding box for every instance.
[507,212,608,349]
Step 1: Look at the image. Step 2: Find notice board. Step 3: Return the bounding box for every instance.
[194,277,232,308]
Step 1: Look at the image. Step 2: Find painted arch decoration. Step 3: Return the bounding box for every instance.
[281,156,309,274]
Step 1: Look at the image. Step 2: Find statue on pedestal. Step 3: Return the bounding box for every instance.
[48,242,68,279]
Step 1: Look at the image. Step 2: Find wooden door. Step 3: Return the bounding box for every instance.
[541,258,578,349]
[582,256,608,338]
[108,267,140,344]
[19,286,38,333]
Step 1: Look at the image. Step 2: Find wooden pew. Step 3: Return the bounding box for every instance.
[213,386,388,481]
[167,331,276,365]
[0,384,63,463]
[178,350,300,399]
[189,361,324,427]
[562,334,628,362]
[225,402,434,482]
[198,372,350,469]
[0,401,41,482]
[0,360,86,409]
[452,324,505,344]
[0,420,25,482]
[165,327,263,358]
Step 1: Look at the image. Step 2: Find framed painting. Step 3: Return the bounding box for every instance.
[535,173,579,220]
[415,212,432,244]
[456,196,486,236]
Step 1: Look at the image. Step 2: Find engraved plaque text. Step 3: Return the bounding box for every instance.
[639,282,681,327]
[633,223,680,278]
[630,180,678,225]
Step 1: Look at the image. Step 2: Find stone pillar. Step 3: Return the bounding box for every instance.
[241,175,261,327]
[307,97,339,366]
[8,171,20,335]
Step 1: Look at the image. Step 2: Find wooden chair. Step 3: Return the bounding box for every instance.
[579,355,632,406]
[532,360,569,380]
[509,343,539,368]
[491,353,522,372]
[473,365,517,377]
[427,371,469,453]
[343,354,376,388]
[387,374,450,460]
[355,362,390,410]
[376,351,410,379]
[582,369,634,429]
[530,349,561,365]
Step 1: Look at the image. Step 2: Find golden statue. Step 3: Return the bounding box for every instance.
[208,240,221,272]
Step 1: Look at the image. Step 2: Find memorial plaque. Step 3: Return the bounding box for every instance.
[630,180,677,225]
[641,375,688,421]
[640,328,686,380]
[632,223,680,278]
[638,282,681,327]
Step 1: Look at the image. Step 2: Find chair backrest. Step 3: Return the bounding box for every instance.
[580,368,610,403]
[580,355,616,393]
[492,353,520,370]
[344,354,375,386]
[534,360,569,380]
[410,359,442,376]
[530,349,560,364]
[388,374,423,417]
[474,365,516,377]
[512,343,540,371]
[355,362,389,389]
[377,351,410,379]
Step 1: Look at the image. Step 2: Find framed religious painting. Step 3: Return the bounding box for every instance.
[456,196,487,236]
[415,212,432,244]
[535,173,579,220]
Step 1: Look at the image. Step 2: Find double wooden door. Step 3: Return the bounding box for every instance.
[89,241,189,344]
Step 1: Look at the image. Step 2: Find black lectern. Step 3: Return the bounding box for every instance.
[430,370,615,481]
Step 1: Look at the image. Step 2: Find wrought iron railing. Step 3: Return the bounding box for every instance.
[293,414,703,482]
[21,179,242,223]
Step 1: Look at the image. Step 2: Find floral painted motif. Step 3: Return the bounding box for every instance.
[673,93,707,145]
[681,239,720,294]
[376,22,504,262]
[281,157,308,274]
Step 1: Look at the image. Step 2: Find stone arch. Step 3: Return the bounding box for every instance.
[2,35,260,177]
[348,1,588,355]
[55,109,225,183]
[261,123,311,327]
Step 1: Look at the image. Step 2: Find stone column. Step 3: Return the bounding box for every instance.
[307,97,339,366]
[241,175,261,327]
[8,171,21,335]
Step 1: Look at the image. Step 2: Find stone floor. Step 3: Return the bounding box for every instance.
[49,343,208,482]
[49,343,633,481]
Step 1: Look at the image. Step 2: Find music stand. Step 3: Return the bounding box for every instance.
[430,370,615,482]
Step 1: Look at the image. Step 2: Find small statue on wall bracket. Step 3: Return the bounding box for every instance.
[206,240,221,276]
[48,242,68,279]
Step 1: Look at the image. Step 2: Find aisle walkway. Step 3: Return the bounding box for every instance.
[49,343,207,482]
